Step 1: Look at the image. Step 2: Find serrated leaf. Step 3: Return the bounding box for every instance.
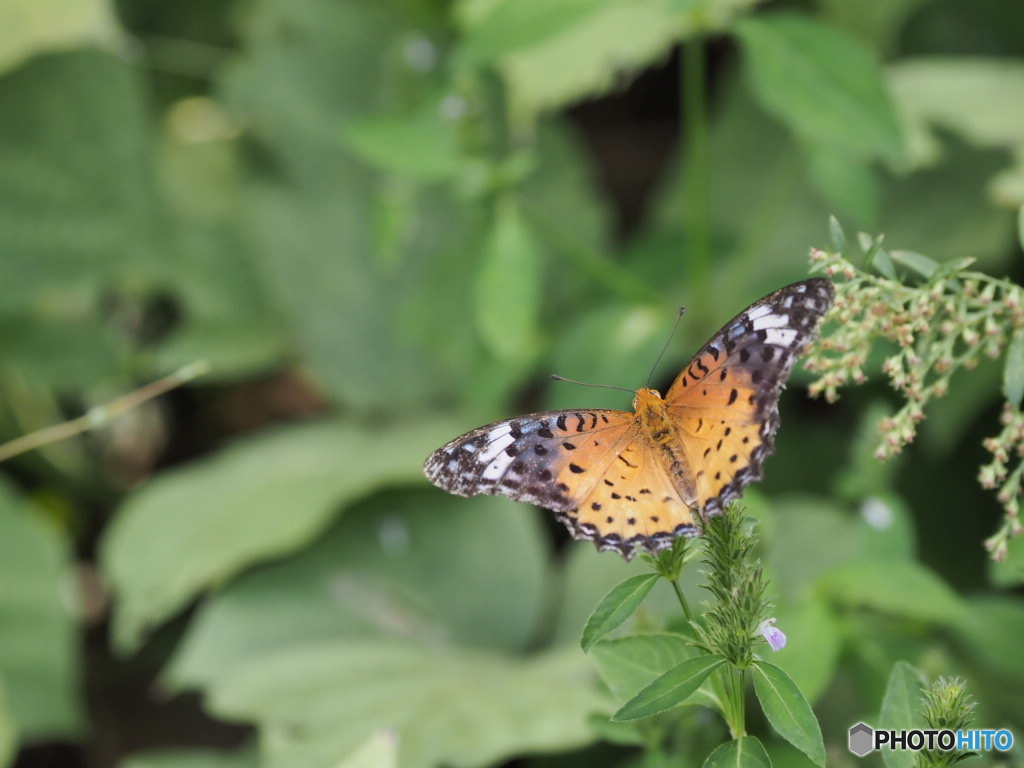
[820,560,963,623]
[1003,330,1024,408]
[703,736,772,768]
[889,249,940,279]
[613,654,725,721]
[101,419,459,653]
[207,641,605,768]
[581,573,661,651]
[751,660,826,767]
[474,201,543,361]
[879,661,925,768]
[736,14,903,161]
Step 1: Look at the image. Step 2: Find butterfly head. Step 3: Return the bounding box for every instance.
[632,388,663,408]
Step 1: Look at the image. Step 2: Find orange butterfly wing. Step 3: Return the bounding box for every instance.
[423,409,700,556]
[424,278,835,559]
[664,278,835,516]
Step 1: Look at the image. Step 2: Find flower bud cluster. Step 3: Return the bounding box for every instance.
[806,244,1024,557]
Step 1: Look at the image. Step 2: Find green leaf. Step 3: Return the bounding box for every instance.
[751,660,826,767]
[0,679,16,768]
[952,597,1024,686]
[703,736,772,768]
[101,418,459,653]
[581,573,661,651]
[457,0,604,66]
[888,59,1024,169]
[119,745,258,768]
[889,250,940,279]
[221,0,486,413]
[1003,330,1024,408]
[0,479,80,739]
[868,244,898,280]
[0,0,118,76]
[879,661,925,768]
[613,654,725,721]
[474,200,543,361]
[820,560,963,623]
[165,491,550,689]
[829,215,847,253]
[1019,204,1024,252]
[341,105,460,181]
[207,641,605,768]
[590,634,719,711]
[497,0,681,120]
[338,731,398,768]
[736,14,903,161]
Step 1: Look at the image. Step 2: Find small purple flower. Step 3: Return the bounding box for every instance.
[758,618,787,651]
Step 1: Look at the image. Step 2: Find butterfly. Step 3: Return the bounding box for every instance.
[424,278,835,559]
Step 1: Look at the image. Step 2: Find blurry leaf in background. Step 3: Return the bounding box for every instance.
[338,731,399,768]
[152,100,287,379]
[475,0,680,122]
[952,597,1024,690]
[101,419,459,653]
[0,678,16,768]
[820,560,963,623]
[0,0,119,76]
[220,0,492,413]
[341,99,461,182]
[545,303,667,411]
[817,0,934,54]
[119,745,258,768]
[0,49,169,387]
[889,58,1024,206]
[647,82,837,306]
[474,200,543,362]
[769,599,841,705]
[736,13,903,161]
[165,490,551,690]
[805,144,881,228]
[0,479,80,739]
[206,641,605,768]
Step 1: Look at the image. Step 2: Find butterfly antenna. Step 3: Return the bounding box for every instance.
[645,306,686,388]
[550,375,635,394]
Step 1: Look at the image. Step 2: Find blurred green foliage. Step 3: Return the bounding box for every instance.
[1,0,1023,767]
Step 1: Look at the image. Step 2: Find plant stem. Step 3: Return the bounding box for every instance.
[0,361,211,463]
[683,36,712,309]
[669,578,693,623]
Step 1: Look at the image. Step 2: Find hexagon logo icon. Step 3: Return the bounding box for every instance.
[849,722,874,756]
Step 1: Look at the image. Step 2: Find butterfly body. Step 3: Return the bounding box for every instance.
[424,279,835,559]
